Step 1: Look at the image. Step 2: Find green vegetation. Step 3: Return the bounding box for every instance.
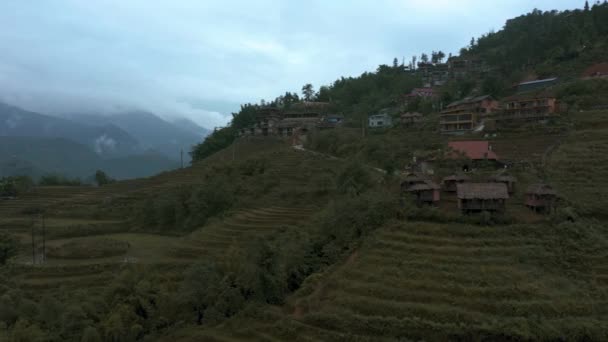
[0,176,34,197]
[3,3,608,341]
[94,170,114,187]
[39,174,83,186]
[0,232,18,265]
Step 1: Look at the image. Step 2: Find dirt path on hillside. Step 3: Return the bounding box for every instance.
[291,249,359,319]
[292,145,387,174]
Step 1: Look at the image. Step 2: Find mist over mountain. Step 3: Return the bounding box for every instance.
[61,111,210,161]
[0,103,196,180]
[0,102,141,157]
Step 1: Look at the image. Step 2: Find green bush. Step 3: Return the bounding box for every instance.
[39,174,82,186]
[0,233,18,265]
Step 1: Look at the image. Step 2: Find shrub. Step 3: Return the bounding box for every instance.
[39,174,82,186]
[0,233,18,265]
[94,170,115,187]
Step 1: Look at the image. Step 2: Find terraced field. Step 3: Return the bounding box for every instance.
[2,140,338,307]
[177,206,317,260]
[547,111,608,217]
[189,221,608,341]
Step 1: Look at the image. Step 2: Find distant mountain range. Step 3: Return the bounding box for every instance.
[0,102,211,180]
[61,111,210,160]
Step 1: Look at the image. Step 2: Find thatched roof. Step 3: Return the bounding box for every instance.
[457,183,509,200]
[443,174,471,182]
[526,184,557,196]
[490,172,517,183]
[401,172,425,182]
[407,180,440,192]
[401,112,423,118]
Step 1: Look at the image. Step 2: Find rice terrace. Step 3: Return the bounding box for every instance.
[2,1,608,341]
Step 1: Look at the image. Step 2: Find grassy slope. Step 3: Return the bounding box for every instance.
[2,110,608,340]
[1,137,343,299]
[171,113,608,341]
[547,110,608,217]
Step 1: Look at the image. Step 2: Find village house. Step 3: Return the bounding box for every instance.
[439,95,499,133]
[448,141,499,169]
[253,108,282,136]
[417,62,449,87]
[400,112,423,127]
[403,179,441,206]
[490,172,517,194]
[457,183,509,213]
[448,57,486,79]
[496,92,558,124]
[525,184,558,213]
[368,112,393,128]
[240,103,338,139]
[317,114,345,130]
[400,172,427,191]
[516,78,558,93]
[582,63,608,79]
[442,174,471,192]
[402,88,439,107]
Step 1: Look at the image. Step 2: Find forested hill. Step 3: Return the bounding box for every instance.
[463,1,608,81]
[191,2,608,162]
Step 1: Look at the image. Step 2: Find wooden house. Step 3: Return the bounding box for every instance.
[442,174,471,192]
[490,173,517,194]
[401,112,423,127]
[525,184,558,213]
[405,180,441,206]
[439,95,499,133]
[253,108,282,136]
[496,91,558,124]
[457,183,509,213]
[400,172,426,192]
[448,140,500,171]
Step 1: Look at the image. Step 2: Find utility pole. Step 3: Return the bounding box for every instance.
[41,213,46,263]
[232,137,237,162]
[31,218,36,265]
[361,116,366,138]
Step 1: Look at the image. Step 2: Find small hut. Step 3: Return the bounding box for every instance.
[400,172,426,192]
[442,174,471,192]
[457,183,509,213]
[401,112,423,127]
[405,180,441,206]
[525,184,558,213]
[490,173,517,194]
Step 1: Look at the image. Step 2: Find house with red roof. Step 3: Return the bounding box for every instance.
[448,141,498,161]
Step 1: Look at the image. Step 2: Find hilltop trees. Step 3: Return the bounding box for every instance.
[301,83,315,101]
[94,170,114,186]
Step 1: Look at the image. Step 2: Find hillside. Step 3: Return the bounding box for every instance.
[2,104,608,340]
[3,3,608,342]
[159,109,608,341]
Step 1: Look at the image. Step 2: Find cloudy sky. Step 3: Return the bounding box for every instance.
[0,0,582,128]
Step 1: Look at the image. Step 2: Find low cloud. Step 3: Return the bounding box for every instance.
[0,1,582,128]
[94,134,117,154]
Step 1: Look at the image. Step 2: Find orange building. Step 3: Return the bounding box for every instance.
[496,92,558,124]
[439,95,499,133]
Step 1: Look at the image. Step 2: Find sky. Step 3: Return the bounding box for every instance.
[0,0,583,129]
